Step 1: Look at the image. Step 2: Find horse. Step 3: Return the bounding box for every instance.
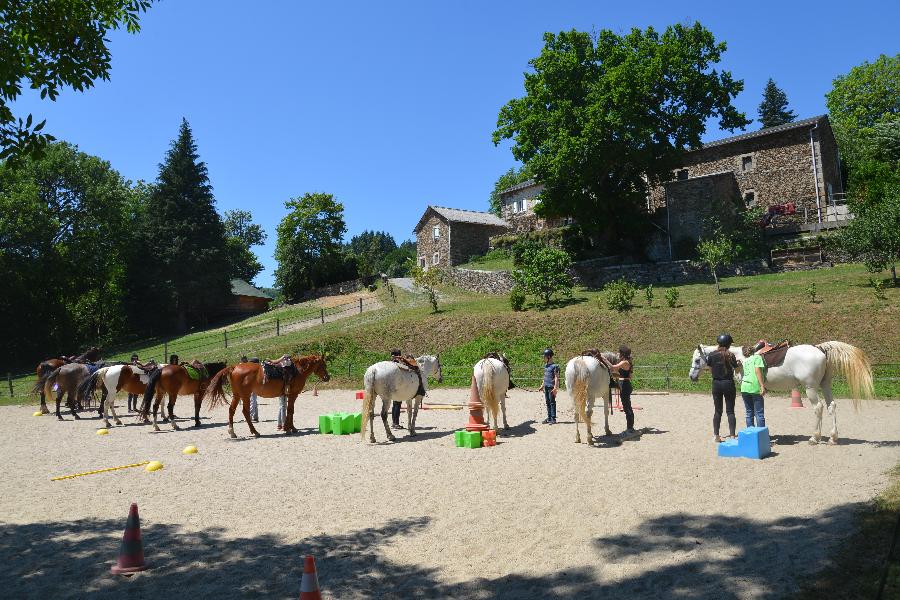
[688,341,874,444]
[138,361,227,430]
[205,354,331,438]
[32,346,102,413]
[473,356,510,431]
[78,364,155,428]
[564,355,612,445]
[42,361,104,420]
[360,355,443,443]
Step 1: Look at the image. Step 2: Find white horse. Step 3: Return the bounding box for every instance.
[360,355,443,443]
[565,355,612,445]
[78,364,154,428]
[473,357,510,431]
[689,341,874,444]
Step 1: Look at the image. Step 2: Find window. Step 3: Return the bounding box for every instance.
[744,191,756,207]
[432,252,440,266]
[432,225,440,240]
[418,257,426,268]
[676,169,689,180]
[741,154,754,173]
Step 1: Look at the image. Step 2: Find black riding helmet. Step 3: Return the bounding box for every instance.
[543,348,554,357]
[717,333,733,348]
[390,348,402,357]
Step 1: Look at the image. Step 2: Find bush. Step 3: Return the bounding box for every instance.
[509,286,526,311]
[644,284,654,306]
[806,282,818,303]
[665,287,680,308]
[511,245,574,307]
[871,278,887,300]
[467,247,511,266]
[603,278,637,311]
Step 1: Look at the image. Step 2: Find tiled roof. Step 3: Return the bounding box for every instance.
[498,179,541,196]
[692,115,827,150]
[414,206,510,233]
[230,279,273,299]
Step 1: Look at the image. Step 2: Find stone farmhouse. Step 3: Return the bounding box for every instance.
[413,206,509,268]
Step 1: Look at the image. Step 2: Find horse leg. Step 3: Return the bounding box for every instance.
[152,396,162,432]
[244,395,260,437]
[40,388,50,414]
[382,398,395,442]
[168,393,179,431]
[500,394,510,430]
[227,396,240,438]
[55,388,64,420]
[821,381,839,444]
[807,386,823,444]
[98,387,107,418]
[574,404,581,444]
[603,394,612,437]
[193,392,202,428]
[69,388,80,419]
[366,395,378,443]
[108,391,122,426]
[410,395,420,436]
[406,398,416,437]
[585,397,595,446]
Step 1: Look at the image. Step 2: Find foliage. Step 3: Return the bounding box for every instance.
[806,283,818,304]
[826,54,900,167]
[492,225,589,258]
[840,160,900,284]
[348,230,398,277]
[493,23,749,245]
[411,264,442,313]
[488,165,531,216]
[134,119,232,332]
[511,244,574,306]
[380,240,416,277]
[665,287,680,308]
[644,285,654,306]
[870,278,887,300]
[0,0,155,163]
[223,209,266,283]
[509,286,526,311]
[757,78,796,128]
[602,278,637,312]
[696,233,735,294]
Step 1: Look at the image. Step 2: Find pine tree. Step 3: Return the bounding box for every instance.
[758,78,797,129]
[140,119,231,332]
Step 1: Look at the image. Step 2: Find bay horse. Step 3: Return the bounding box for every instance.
[360,355,443,443]
[42,361,105,420]
[205,354,331,438]
[33,347,101,413]
[564,355,613,445]
[78,364,155,428]
[139,361,227,430]
[688,341,874,444]
[473,356,510,432]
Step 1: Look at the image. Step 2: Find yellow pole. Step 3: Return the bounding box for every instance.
[51,461,150,481]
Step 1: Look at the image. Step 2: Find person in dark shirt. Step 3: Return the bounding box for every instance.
[708,334,738,442]
[610,346,636,436]
[535,348,560,424]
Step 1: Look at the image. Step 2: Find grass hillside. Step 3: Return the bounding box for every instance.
[6,264,898,403]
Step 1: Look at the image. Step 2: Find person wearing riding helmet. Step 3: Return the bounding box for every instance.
[708,334,738,442]
[610,346,636,436]
[534,348,559,424]
[127,354,141,412]
[740,340,769,428]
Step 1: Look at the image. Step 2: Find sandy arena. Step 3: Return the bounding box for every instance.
[1,389,898,599]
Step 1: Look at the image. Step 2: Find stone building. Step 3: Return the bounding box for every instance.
[497,180,572,232]
[413,206,510,269]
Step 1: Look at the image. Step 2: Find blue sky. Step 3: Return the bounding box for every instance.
[11,1,899,287]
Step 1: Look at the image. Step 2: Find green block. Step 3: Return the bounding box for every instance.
[455,430,482,448]
[329,412,355,435]
[318,414,333,434]
[352,412,362,433]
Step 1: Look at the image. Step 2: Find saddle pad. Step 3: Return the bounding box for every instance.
[263,362,284,380]
[184,365,207,380]
[761,343,790,369]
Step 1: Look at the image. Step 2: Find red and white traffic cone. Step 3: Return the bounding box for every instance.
[790,389,804,408]
[111,503,147,575]
[312,384,318,397]
[298,554,322,599]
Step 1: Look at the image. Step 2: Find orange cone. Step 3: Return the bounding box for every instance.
[111,503,147,575]
[299,555,322,599]
[790,389,804,408]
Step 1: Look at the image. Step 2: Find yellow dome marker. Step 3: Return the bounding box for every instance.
[182,445,198,455]
[96,428,109,435]
[33,411,43,417]
[145,461,163,472]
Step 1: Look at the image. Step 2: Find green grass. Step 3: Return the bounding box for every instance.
[457,249,515,271]
[4,264,898,405]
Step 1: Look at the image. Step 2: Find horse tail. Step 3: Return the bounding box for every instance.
[204,366,233,411]
[42,367,64,399]
[77,367,105,406]
[480,360,497,420]
[33,364,55,394]
[139,368,164,419]
[361,367,376,440]
[572,358,589,423]
[816,341,874,410]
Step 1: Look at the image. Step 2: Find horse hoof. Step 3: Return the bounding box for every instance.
[253,432,261,438]
[808,437,819,445]
[388,435,397,442]
[193,422,202,428]
[409,431,417,437]
[228,431,237,439]
[172,423,180,431]
[41,408,50,415]
[828,438,839,446]
[115,420,122,426]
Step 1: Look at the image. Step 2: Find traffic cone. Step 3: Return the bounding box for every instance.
[111,503,147,575]
[299,555,322,599]
[790,389,804,409]
[312,385,318,397]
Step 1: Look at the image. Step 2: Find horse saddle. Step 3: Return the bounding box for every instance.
[182,362,208,380]
[392,357,426,396]
[760,341,790,369]
[263,361,296,382]
[86,363,100,375]
[483,352,515,389]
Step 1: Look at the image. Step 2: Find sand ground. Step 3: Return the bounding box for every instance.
[1,389,898,599]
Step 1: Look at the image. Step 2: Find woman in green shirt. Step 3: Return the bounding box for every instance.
[740,340,768,427]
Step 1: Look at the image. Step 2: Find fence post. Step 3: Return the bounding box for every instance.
[664,364,670,390]
[359,297,363,313]
[390,285,396,302]
[7,373,12,398]
[276,318,280,336]
[224,329,228,349]
[320,308,324,324]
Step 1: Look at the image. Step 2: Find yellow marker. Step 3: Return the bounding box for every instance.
[51,461,150,481]
[96,429,109,435]
[33,411,43,417]
[145,461,164,472]
[182,445,198,455]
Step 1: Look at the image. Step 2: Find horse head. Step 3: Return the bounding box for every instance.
[689,345,709,382]
[417,355,443,383]
[303,354,330,383]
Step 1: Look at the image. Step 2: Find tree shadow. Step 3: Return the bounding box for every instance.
[718,286,749,294]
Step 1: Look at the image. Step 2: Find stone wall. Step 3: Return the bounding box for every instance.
[445,268,516,294]
[661,172,742,257]
[300,276,377,300]
[449,222,509,266]
[415,214,451,268]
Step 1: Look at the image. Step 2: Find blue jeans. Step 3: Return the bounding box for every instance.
[249,393,258,421]
[741,392,765,428]
[543,387,557,421]
[277,395,286,427]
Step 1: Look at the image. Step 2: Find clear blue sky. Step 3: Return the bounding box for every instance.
[11,1,900,287]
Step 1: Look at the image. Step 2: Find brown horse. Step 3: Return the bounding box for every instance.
[33,347,102,413]
[78,364,154,428]
[205,354,330,438]
[139,361,227,431]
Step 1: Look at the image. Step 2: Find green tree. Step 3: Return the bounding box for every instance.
[138,119,231,332]
[0,0,155,163]
[826,54,900,167]
[757,78,797,128]
[381,240,417,277]
[512,244,574,307]
[348,230,397,277]
[411,264,443,313]
[493,24,749,246]
[488,165,531,216]
[696,233,735,294]
[223,209,266,283]
[274,192,354,300]
[841,162,900,284]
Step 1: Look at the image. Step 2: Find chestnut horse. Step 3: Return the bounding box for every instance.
[33,347,102,413]
[205,354,330,438]
[78,364,154,428]
[139,361,227,430]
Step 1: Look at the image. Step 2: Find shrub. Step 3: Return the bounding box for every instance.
[511,245,574,307]
[806,282,818,303]
[467,247,511,266]
[871,278,887,300]
[696,233,735,294]
[411,265,443,313]
[644,284,654,306]
[665,287,680,308]
[509,286,526,311]
[603,278,637,312]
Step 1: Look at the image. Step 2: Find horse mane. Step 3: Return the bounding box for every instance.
[203,362,227,377]
[293,354,322,372]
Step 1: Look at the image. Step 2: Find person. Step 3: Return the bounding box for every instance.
[610,346,636,436]
[239,356,259,423]
[708,334,738,442]
[127,354,141,412]
[740,340,769,428]
[535,348,559,424]
[388,349,412,429]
